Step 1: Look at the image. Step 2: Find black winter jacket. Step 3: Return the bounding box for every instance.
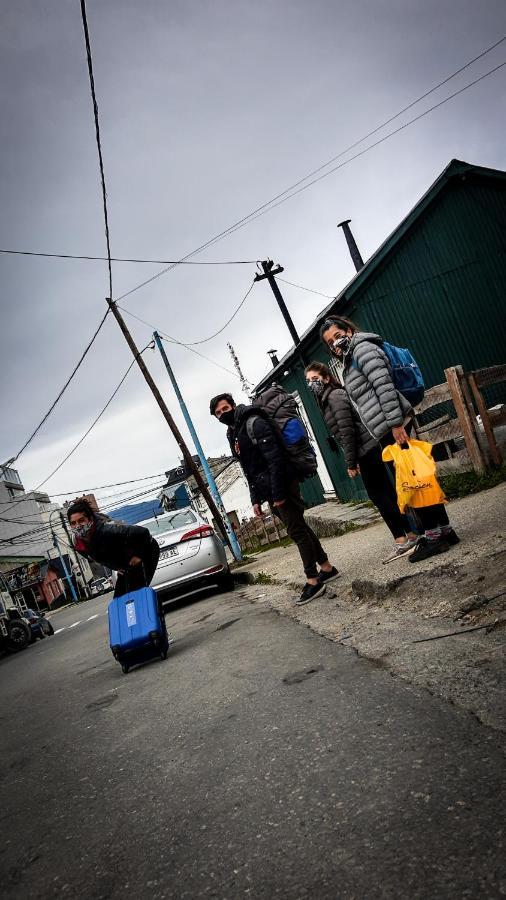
[319,385,377,469]
[228,404,292,505]
[74,519,159,572]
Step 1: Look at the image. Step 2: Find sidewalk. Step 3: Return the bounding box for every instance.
[236,482,506,731]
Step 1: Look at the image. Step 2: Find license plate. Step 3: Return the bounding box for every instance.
[160,547,178,560]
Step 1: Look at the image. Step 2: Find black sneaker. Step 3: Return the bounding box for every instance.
[295,583,326,605]
[442,528,460,546]
[318,566,340,585]
[409,536,450,563]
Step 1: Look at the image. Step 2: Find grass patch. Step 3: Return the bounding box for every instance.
[440,464,506,499]
[253,571,275,585]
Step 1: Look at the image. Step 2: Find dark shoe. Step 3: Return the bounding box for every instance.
[318,566,340,585]
[443,528,460,546]
[409,536,450,563]
[296,582,326,605]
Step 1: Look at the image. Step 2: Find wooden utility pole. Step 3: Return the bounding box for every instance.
[106,299,231,547]
[254,260,301,349]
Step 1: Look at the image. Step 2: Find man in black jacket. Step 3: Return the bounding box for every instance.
[67,499,160,599]
[210,393,338,605]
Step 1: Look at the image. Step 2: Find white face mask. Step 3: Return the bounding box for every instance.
[72,521,94,539]
[332,335,351,355]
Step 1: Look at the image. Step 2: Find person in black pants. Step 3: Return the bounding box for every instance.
[67,499,160,598]
[305,362,417,560]
[319,317,459,562]
[210,392,338,605]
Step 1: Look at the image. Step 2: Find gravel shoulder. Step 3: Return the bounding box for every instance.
[237,483,506,732]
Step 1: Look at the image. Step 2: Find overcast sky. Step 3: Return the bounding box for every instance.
[1,0,505,509]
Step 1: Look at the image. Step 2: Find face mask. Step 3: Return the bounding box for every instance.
[218,409,235,427]
[332,335,351,356]
[307,379,326,398]
[72,521,94,539]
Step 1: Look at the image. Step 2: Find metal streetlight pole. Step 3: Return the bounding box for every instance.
[153,331,242,562]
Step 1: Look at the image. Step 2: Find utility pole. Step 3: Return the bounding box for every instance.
[52,531,78,603]
[106,299,233,551]
[254,260,301,348]
[153,332,242,561]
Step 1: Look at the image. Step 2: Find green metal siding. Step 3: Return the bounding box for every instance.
[272,167,506,505]
[344,177,506,391]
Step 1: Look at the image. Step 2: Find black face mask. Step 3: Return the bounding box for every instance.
[307,379,326,398]
[218,409,235,427]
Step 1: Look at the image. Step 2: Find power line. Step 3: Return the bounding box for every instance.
[177,280,255,346]
[117,306,240,378]
[79,0,113,303]
[48,472,167,497]
[0,347,150,519]
[277,277,334,299]
[234,62,506,227]
[0,248,258,265]
[115,38,505,305]
[34,358,137,492]
[8,309,110,465]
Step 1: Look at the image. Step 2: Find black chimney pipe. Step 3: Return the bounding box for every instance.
[337,219,364,272]
[267,349,279,367]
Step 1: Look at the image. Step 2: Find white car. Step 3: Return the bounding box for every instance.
[138,508,233,600]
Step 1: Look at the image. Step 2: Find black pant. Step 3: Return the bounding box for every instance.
[271,481,328,579]
[359,443,412,540]
[377,429,449,536]
[113,542,160,599]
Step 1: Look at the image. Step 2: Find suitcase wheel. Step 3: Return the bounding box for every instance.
[121,663,130,674]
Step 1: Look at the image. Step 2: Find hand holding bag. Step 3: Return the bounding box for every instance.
[382,439,446,513]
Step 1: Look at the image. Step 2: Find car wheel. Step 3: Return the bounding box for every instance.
[121,663,129,674]
[218,572,235,593]
[7,619,31,652]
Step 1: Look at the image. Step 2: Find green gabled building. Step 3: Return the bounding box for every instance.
[254,159,506,507]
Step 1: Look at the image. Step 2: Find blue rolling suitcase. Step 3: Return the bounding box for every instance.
[108,587,169,674]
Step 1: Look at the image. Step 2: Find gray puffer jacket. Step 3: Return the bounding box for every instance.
[342,333,412,441]
[320,385,377,469]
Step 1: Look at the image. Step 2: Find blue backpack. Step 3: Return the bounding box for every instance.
[352,341,425,407]
[381,342,425,406]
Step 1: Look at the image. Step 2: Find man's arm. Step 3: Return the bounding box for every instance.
[252,417,287,504]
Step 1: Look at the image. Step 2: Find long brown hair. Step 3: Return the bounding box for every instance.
[305,360,341,388]
[319,315,358,342]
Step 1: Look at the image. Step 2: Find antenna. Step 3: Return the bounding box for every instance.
[227,342,253,396]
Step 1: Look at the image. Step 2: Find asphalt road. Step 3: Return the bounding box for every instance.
[1,586,505,899]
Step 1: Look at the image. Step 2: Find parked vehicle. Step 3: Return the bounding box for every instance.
[0,603,31,653]
[22,608,55,643]
[137,508,233,601]
[89,577,113,597]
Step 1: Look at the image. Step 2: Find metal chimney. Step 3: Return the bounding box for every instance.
[337,219,364,272]
[268,349,279,367]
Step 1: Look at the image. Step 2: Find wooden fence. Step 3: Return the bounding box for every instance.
[236,515,288,553]
[414,363,506,474]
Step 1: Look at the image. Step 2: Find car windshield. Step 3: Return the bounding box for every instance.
[142,510,197,536]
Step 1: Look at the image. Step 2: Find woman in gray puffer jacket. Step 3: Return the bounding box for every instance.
[320,316,459,563]
[305,361,416,551]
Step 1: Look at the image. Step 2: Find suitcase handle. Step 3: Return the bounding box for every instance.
[123,561,148,593]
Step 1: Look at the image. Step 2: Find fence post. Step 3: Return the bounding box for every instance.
[467,373,503,467]
[445,365,486,474]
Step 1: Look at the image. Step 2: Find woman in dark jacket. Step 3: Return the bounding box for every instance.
[67,499,160,598]
[319,316,459,562]
[305,361,418,559]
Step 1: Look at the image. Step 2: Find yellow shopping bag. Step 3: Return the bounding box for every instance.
[382,439,446,513]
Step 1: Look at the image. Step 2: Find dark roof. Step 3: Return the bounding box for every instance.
[256,158,506,390]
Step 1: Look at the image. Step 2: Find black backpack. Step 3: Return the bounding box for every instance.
[247,384,318,481]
